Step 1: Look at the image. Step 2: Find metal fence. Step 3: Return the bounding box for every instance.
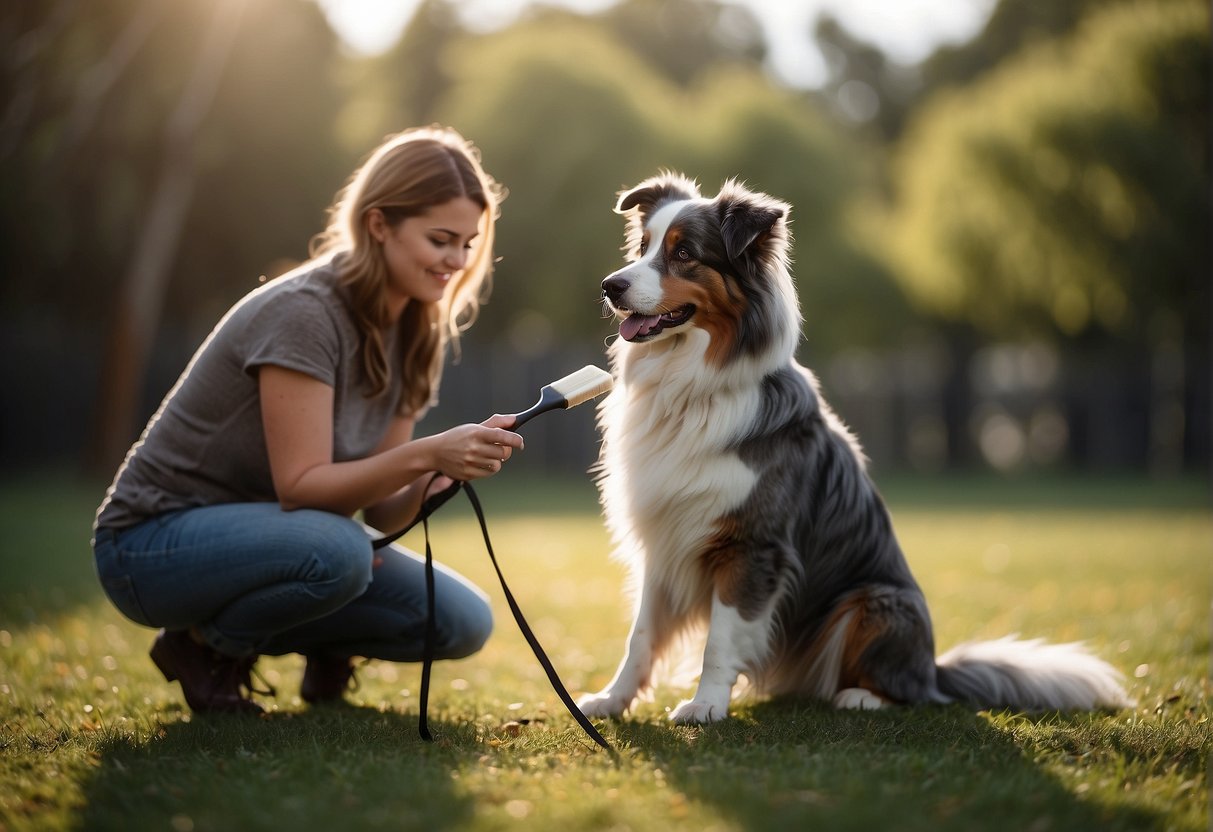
[1,322,1207,478]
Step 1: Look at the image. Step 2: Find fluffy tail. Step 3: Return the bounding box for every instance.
[935,636,1132,711]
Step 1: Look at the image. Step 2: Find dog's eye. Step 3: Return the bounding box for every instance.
[675,247,692,261]
[638,239,649,256]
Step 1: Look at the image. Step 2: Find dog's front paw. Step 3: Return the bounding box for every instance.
[669,698,728,724]
[576,689,633,719]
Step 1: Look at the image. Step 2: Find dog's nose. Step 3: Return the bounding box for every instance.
[602,275,630,307]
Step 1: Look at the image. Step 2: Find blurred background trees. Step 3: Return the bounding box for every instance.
[1,0,1207,481]
[881,0,1208,471]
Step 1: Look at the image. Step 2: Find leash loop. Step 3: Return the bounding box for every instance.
[372,478,616,756]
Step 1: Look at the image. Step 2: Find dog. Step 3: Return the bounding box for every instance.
[576,172,1131,724]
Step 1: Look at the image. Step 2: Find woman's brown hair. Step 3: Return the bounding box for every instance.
[311,125,504,416]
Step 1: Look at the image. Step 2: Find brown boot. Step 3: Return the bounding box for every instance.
[150,629,266,714]
[300,654,357,704]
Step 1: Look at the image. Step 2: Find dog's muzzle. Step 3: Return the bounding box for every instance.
[602,274,631,310]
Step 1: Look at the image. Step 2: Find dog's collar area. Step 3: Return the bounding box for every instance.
[619,305,696,341]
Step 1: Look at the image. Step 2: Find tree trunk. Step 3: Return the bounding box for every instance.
[88,0,246,475]
[0,0,81,159]
[54,0,166,166]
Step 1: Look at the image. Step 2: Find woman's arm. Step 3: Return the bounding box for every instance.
[360,415,446,532]
[260,365,521,517]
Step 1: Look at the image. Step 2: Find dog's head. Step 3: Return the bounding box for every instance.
[601,172,798,364]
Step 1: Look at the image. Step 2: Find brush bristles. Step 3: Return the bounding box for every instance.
[549,365,613,408]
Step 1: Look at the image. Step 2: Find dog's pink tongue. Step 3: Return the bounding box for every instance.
[620,314,660,341]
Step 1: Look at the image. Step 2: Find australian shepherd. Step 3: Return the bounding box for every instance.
[577,172,1131,724]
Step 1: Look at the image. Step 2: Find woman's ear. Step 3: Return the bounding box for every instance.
[366,207,388,244]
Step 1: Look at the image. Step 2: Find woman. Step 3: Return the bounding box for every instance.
[92,126,522,714]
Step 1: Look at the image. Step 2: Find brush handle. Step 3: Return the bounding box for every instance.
[508,385,565,430]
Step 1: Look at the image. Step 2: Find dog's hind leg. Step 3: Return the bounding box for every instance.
[833,687,888,710]
[825,584,942,709]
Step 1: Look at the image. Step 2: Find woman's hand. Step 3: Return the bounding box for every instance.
[429,414,523,481]
[424,473,456,498]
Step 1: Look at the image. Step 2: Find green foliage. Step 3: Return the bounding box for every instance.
[434,17,672,347]
[1,0,905,359]
[684,70,911,353]
[424,17,901,354]
[882,0,1209,344]
[5,0,1208,473]
[813,14,918,140]
[1,474,1209,830]
[589,0,766,87]
[2,0,190,319]
[336,0,465,146]
[920,0,1118,93]
[177,0,352,325]
[0,0,349,332]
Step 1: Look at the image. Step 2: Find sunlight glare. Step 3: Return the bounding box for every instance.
[313,0,997,88]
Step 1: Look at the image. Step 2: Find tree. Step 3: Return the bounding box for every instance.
[0,0,348,472]
[434,17,674,348]
[887,0,1207,338]
[882,0,1209,466]
[337,0,464,149]
[95,0,348,472]
[919,0,1131,95]
[687,69,911,356]
[430,14,906,358]
[811,14,918,141]
[92,0,248,472]
[592,0,765,87]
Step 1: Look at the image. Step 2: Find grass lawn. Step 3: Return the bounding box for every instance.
[0,471,1209,831]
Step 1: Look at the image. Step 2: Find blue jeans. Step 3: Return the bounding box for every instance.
[92,503,493,661]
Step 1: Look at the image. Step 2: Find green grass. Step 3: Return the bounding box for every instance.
[0,472,1209,831]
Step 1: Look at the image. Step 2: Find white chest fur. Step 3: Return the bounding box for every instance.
[598,330,763,615]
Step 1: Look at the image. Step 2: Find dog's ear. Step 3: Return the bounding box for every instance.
[717,179,790,265]
[615,172,700,260]
[615,171,700,217]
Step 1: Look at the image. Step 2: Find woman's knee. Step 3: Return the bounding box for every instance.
[291,511,373,599]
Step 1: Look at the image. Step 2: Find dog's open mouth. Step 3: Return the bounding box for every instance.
[618,305,696,342]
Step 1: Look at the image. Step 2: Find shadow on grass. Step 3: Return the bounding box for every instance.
[78,706,478,831]
[610,699,1164,832]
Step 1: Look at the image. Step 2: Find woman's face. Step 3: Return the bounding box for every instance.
[371,196,483,311]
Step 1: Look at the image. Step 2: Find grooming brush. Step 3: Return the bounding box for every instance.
[508,365,614,429]
[371,365,613,549]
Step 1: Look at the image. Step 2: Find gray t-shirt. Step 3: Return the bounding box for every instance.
[95,258,407,531]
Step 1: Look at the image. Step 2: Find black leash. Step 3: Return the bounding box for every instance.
[370,478,616,756]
